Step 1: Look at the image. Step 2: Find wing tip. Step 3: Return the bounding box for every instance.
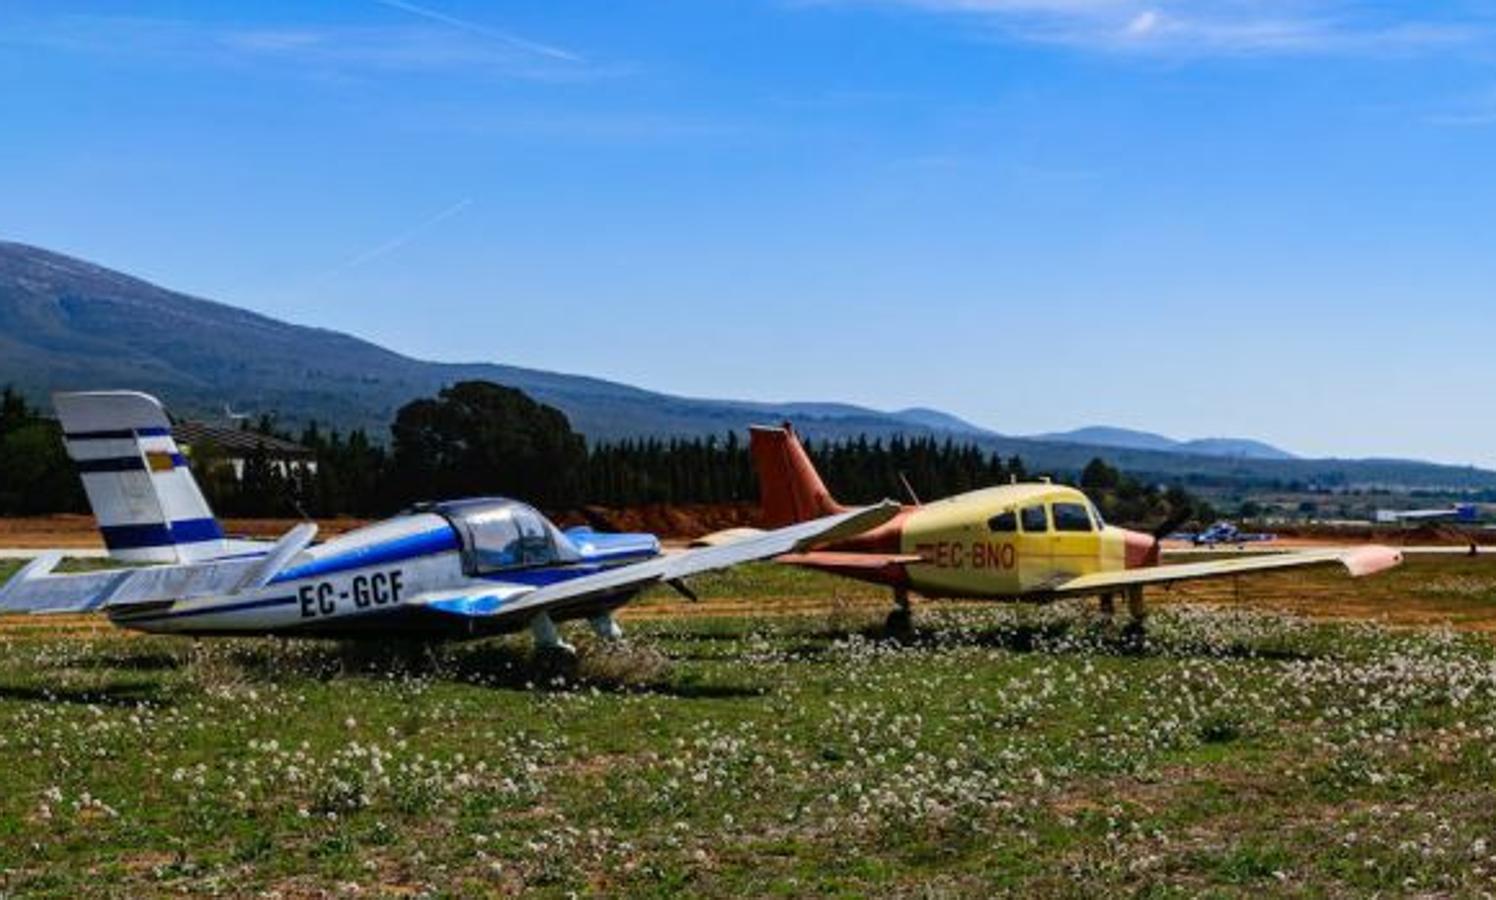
[1342,545,1404,577]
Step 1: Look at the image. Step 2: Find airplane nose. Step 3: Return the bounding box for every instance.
[1124,529,1158,569]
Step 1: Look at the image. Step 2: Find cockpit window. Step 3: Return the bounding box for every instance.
[988,510,1017,533]
[1053,502,1093,533]
[512,508,555,566]
[1089,503,1106,528]
[1020,505,1049,533]
[461,503,558,572]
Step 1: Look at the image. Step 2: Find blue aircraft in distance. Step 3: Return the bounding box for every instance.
[1171,521,1277,547]
[0,392,897,653]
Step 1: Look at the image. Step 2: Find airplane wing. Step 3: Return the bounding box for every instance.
[1044,545,1403,597]
[415,502,901,620]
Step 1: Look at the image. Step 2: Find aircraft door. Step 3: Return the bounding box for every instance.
[1050,501,1100,578]
[1016,504,1055,590]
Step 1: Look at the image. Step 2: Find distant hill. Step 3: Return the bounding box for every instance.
[2,239,1493,491]
[1038,426,1297,461]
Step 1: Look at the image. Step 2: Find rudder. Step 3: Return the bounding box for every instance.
[54,391,227,563]
[748,424,844,527]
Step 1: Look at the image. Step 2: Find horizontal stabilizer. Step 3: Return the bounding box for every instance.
[776,551,923,570]
[689,527,764,548]
[0,556,263,616]
[236,523,318,590]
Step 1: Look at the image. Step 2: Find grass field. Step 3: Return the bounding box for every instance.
[3,559,1496,896]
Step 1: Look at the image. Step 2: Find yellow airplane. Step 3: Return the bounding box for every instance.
[746,425,1403,635]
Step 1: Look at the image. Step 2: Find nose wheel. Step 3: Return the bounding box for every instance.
[1099,588,1148,650]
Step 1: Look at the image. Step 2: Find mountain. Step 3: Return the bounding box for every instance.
[0,241,986,444]
[1178,438,1296,461]
[2,239,1493,491]
[892,407,998,435]
[1038,427,1297,461]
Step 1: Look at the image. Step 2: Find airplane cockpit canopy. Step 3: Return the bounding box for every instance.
[428,498,583,575]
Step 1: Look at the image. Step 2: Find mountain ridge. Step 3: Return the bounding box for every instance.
[1037,426,1296,461]
[2,239,1492,491]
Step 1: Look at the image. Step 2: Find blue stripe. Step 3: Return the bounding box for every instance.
[65,427,171,441]
[115,594,298,624]
[580,547,659,565]
[426,595,513,617]
[271,526,460,583]
[100,517,225,550]
[474,556,653,587]
[171,518,225,542]
[77,456,147,473]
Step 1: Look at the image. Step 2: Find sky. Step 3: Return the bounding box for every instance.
[3,1,1496,466]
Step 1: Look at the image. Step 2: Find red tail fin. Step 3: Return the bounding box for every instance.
[749,424,845,527]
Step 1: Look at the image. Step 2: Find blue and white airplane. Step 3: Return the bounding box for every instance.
[0,392,897,651]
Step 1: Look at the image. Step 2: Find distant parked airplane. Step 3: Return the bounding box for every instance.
[739,424,1401,635]
[0,393,896,652]
[1170,521,1277,547]
[1375,504,1479,525]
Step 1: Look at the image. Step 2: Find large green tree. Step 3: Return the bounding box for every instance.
[390,381,587,508]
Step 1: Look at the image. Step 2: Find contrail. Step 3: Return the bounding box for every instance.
[280,198,474,300]
[371,0,582,62]
[340,197,473,270]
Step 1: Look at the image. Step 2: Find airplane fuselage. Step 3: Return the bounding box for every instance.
[804,484,1155,600]
[107,509,660,639]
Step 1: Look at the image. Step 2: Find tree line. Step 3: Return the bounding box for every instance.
[0,381,1213,527]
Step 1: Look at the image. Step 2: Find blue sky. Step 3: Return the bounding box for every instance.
[4,1,1496,465]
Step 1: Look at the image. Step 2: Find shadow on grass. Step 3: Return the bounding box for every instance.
[174,637,769,700]
[439,641,767,699]
[794,616,1318,662]
[0,681,163,707]
[67,651,185,673]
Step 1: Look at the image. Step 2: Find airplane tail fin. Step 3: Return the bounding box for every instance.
[748,424,845,527]
[53,391,228,563]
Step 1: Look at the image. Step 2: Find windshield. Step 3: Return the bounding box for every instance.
[443,500,573,573]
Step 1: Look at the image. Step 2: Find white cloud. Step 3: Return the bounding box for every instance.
[1,14,598,81]
[818,0,1484,57]
[1123,9,1159,37]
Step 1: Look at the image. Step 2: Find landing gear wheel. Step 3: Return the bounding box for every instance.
[533,644,580,681]
[885,607,914,641]
[1121,587,1148,653]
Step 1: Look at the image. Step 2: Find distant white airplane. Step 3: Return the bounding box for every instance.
[0,392,896,652]
[1375,504,1479,525]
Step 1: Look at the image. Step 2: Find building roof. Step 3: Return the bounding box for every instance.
[174,421,315,458]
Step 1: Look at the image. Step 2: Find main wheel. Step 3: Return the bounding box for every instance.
[885,606,914,641]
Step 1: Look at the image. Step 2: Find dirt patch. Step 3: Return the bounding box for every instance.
[0,515,373,549]
[552,503,760,539]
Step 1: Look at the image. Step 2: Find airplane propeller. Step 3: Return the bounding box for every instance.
[1133,507,1195,568]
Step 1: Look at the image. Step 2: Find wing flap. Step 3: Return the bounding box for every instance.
[1050,545,1403,597]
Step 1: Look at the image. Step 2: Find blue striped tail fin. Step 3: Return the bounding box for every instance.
[53,391,228,563]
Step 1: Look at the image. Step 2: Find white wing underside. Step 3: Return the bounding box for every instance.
[1047,546,1404,597]
[412,502,901,619]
